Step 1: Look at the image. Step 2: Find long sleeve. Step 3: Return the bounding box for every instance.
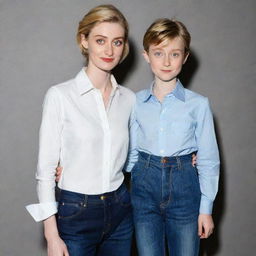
[26,87,63,222]
[195,98,220,214]
[124,105,139,172]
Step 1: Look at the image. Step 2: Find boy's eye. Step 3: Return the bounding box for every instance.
[96,39,105,45]
[154,51,163,57]
[113,40,123,46]
[172,52,180,57]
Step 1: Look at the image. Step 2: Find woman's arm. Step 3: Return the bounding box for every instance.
[44,216,69,256]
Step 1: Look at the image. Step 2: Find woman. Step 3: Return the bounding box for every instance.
[26,5,135,256]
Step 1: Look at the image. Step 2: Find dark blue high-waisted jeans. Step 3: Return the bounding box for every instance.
[57,183,133,256]
[131,151,201,256]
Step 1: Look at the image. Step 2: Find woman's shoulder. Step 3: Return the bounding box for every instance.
[118,85,136,99]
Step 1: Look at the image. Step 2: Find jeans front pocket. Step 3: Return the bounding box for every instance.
[58,200,86,220]
[117,188,131,208]
[131,160,147,185]
[57,190,86,220]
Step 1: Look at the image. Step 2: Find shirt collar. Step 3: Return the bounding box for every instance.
[143,79,185,102]
[74,68,120,96]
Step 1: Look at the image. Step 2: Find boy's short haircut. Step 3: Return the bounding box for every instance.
[143,18,191,54]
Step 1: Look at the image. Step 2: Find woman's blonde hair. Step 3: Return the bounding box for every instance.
[77,4,129,62]
[143,18,191,54]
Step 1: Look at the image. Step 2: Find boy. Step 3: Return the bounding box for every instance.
[126,19,220,256]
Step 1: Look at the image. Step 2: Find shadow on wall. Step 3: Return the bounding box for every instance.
[179,49,199,89]
[181,50,226,255]
[113,39,138,86]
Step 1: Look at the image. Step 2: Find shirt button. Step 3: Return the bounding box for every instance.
[160,127,163,132]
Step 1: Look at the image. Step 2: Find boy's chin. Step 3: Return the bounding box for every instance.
[157,76,177,83]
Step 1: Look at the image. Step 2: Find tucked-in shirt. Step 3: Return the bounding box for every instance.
[26,68,135,221]
[125,80,220,214]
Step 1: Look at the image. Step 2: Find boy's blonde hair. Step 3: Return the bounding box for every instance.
[77,4,129,62]
[143,18,191,54]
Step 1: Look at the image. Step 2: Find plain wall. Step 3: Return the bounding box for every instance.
[0,0,255,255]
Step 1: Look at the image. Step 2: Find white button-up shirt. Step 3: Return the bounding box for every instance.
[26,68,135,221]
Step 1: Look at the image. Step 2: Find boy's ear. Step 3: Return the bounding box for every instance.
[142,50,150,63]
[183,52,189,65]
[80,34,88,49]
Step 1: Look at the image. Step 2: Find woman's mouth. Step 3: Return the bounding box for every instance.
[101,57,114,63]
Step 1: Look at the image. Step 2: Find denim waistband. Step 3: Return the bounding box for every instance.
[59,183,126,202]
[138,151,194,167]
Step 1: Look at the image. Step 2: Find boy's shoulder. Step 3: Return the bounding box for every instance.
[184,88,209,105]
[135,88,151,101]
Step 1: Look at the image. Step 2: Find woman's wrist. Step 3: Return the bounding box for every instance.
[43,215,59,241]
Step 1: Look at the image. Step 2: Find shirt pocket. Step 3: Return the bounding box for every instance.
[171,120,194,134]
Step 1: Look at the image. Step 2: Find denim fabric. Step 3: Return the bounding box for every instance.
[57,183,133,256]
[131,151,200,256]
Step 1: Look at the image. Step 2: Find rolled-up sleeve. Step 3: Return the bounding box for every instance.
[26,87,63,222]
[195,98,220,214]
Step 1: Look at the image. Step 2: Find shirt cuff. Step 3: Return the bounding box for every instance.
[199,196,213,215]
[25,202,58,222]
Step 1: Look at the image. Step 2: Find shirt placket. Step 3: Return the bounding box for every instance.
[159,100,167,156]
[94,89,112,192]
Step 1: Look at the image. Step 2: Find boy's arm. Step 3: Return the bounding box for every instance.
[195,97,220,215]
[195,97,219,238]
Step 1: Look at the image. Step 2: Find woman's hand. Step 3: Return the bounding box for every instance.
[192,154,197,167]
[55,166,63,182]
[47,235,69,256]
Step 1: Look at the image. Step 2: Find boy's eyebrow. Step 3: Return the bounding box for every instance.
[151,47,183,51]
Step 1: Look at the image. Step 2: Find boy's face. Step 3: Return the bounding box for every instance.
[143,37,188,84]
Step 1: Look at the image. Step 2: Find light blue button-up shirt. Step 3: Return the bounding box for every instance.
[126,80,220,214]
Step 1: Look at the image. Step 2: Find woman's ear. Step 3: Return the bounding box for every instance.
[142,50,150,63]
[80,34,88,49]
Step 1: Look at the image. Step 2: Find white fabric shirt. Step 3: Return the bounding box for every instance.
[26,68,135,222]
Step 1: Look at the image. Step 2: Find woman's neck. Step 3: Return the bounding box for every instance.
[85,65,112,93]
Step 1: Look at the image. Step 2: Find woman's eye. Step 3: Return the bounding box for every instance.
[113,40,123,46]
[96,39,105,45]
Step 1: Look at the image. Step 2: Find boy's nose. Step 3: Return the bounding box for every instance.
[164,56,171,66]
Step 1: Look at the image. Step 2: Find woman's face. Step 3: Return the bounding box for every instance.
[81,22,125,72]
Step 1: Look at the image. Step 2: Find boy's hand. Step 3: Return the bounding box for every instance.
[55,166,63,182]
[192,154,197,167]
[198,214,214,239]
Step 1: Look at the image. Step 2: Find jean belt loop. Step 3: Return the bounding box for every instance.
[176,156,182,170]
[83,194,88,207]
[114,185,119,199]
[146,153,151,168]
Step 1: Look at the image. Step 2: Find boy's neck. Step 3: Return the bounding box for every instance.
[153,77,177,102]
